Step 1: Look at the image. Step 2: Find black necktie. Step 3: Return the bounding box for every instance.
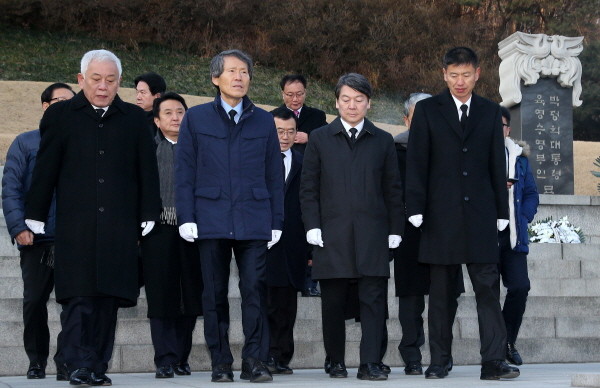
[228,109,236,123]
[281,153,286,183]
[460,104,468,131]
[95,108,105,117]
[349,127,357,143]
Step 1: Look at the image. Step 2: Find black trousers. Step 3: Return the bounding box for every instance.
[320,277,387,364]
[429,263,506,365]
[20,245,61,366]
[150,316,197,367]
[267,286,298,365]
[60,296,119,374]
[498,228,530,344]
[198,239,269,366]
[397,295,425,364]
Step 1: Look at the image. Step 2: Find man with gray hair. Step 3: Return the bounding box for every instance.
[300,73,403,380]
[25,49,161,385]
[176,49,284,383]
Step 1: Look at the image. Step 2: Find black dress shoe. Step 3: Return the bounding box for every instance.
[324,356,332,374]
[174,362,192,375]
[240,357,273,382]
[155,365,174,378]
[424,364,448,379]
[357,362,388,380]
[56,362,69,381]
[211,364,234,382]
[480,360,520,380]
[69,367,94,385]
[27,362,45,379]
[404,361,423,375]
[447,356,454,371]
[301,287,321,297]
[266,356,293,374]
[379,362,391,375]
[92,373,112,386]
[506,343,523,365]
[328,361,348,378]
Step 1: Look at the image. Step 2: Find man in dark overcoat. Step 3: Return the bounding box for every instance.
[175,49,284,383]
[25,49,161,386]
[265,109,310,375]
[405,47,519,380]
[300,73,403,381]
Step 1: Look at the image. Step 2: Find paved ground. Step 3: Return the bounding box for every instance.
[1,363,599,388]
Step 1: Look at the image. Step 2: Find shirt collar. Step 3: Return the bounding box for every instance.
[221,99,243,121]
[340,118,365,136]
[451,94,472,118]
[91,104,108,113]
[282,149,292,158]
[287,106,303,115]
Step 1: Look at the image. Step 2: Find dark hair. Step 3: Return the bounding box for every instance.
[134,72,167,95]
[335,73,372,100]
[210,49,253,82]
[279,74,307,90]
[271,108,298,127]
[40,82,75,104]
[500,106,511,125]
[443,47,479,68]
[152,92,188,118]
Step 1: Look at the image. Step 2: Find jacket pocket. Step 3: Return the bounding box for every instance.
[195,187,221,199]
[252,188,271,200]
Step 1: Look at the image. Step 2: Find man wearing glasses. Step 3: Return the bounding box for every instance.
[2,82,75,380]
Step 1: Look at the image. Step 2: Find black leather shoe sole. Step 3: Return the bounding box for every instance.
[481,369,520,380]
[240,372,273,382]
[211,374,234,383]
[357,372,387,380]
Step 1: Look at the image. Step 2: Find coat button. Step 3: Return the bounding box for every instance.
[98,178,104,183]
[462,171,468,176]
[99,124,103,128]
[99,150,104,155]
[464,196,469,201]
[462,147,468,152]
[99,207,105,212]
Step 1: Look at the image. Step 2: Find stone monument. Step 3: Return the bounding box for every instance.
[498,32,584,195]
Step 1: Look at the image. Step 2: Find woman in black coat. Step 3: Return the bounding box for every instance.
[140,93,203,378]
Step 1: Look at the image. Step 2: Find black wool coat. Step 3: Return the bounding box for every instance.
[266,149,310,290]
[405,89,509,265]
[272,104,328,154]
[300,117,404,280]
[25,92,161,306]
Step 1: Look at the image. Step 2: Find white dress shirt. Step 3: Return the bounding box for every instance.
[450,95,472,120]
[282,149,292,181]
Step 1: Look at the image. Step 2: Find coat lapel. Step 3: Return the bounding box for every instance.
[285,149,302,194]
[438,89,463,139]
[464,93,484,140]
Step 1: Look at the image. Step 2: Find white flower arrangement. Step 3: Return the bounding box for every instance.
[528,216,585,244]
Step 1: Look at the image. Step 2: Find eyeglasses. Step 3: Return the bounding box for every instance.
[502,124,510,128]
[277,130,297,137]
[284,92,305,99]
[50,97,68,103]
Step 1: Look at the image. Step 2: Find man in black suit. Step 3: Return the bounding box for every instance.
[405,47,520,380]
[265,109,310,375]
[272,74,327,298]
[300,73,403,381]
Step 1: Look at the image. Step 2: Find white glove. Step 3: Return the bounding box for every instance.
[497,219,509,231]
[388,234,402,249]
[408,214,423,228]
[25,219,45,234]
[141,221,155,236]
[306,228,324,247]
[267,230,282,249]
[179,222,198,242]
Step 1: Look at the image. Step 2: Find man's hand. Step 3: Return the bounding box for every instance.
[408,215,423,228]
[141,221,155,236]
[25,219,45,234]
[15,230,34,245]
[497,219,509,231]
[267,230,282,249]
[306,228,324,247]
[388,235,402,249]
[294,131,309,144]
[179,222,198,242]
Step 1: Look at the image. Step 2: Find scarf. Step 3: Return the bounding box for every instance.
[156,135,177,225]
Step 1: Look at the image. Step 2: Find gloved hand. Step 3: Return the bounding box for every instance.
[497,219,509,231]
[267,230,282,249]
[179,222,198,242]
[408,214,423,228]
[141,221,155,236]
[25,219,45,234]
[388,234,402,249]
[306,228,324,247]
